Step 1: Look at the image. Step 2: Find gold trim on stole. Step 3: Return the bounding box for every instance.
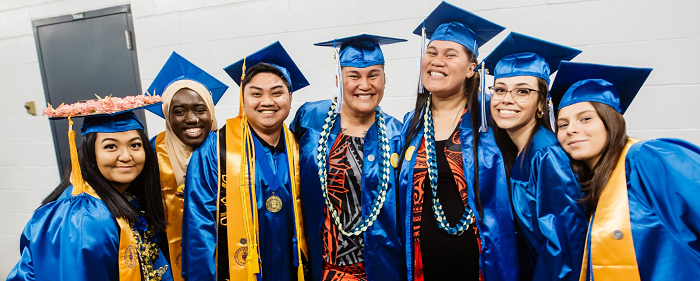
[221,117,307,281]
[154,132,185,281]
[579,138,641,281]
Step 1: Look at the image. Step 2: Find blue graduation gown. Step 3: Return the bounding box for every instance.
[398,108,520,281]
[7,186,173,281]
[624,139,700,280]
[510,127,587,281]
[182,128,297,281]
[289,99,405,281]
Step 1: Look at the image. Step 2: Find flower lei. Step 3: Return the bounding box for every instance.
[43,94,162,118]
[423,95,474,236]
[316,100,391,236]
[124,192,168,281]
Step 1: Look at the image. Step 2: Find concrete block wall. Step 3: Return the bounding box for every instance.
[1,0,698,277]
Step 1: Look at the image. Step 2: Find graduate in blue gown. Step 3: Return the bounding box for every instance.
[145,52,228,281]
[7,103,172,281]
[551,62,700,281]
[182,42,309,281]
[397,2,519,280]
[290,34,406,281]
[482,33,588,281]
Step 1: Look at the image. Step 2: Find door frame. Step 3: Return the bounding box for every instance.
[32,4,144,175]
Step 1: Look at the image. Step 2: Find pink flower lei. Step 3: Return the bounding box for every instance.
[43,94,162,118]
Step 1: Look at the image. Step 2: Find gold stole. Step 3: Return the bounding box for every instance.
[66,117,143,280]
[69,183,142,280]
[221,116,308,281]
[154,132,184,281]
[579,138,641,281]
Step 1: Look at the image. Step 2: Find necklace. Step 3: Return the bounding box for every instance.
[317,100,391,236]
[423,95,475,236]
[124,192,169,280]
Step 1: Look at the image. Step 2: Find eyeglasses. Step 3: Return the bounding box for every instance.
[488,86,540,103]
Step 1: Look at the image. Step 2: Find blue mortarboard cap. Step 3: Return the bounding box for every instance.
[224,41,310,92]
[550,61,652,114]
[483,32,581,85]
[314,34,407,68]
[145,52,229,118]
[413,1,505,57]
[81,111,145,136]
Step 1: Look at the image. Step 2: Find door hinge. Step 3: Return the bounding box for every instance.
[124,30,133,50]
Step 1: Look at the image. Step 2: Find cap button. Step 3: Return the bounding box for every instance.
[612,230,623,240]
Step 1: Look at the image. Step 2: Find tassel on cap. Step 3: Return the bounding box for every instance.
[479,62,488,132]
[548,95,556,131]
[418,24,427,94]
[238,57,247,117]
[68,116,88,195]
[334,40,344,113]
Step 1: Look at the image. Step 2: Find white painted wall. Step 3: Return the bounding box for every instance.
[1,0,698,277]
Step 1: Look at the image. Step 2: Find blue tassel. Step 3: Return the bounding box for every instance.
[548,95,556,131]
[479,62,488,133]
[418,23,426,94]
[334,39,343,113]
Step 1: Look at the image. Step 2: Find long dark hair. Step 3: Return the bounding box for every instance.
[492,77,551,175]
[563,102,627,215]
[42,130,167,232]
[399,46,485,217]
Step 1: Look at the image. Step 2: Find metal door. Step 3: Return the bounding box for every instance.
[33,5,145,177]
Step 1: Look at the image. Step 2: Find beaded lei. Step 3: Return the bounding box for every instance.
[316,100,391,236]
[125,193,169,280]
[423,95,475,236]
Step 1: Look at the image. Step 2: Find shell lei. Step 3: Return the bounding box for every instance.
[316,100,391,236]
[423,95,474,236]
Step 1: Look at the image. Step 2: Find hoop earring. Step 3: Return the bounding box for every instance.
[536,110,544,118]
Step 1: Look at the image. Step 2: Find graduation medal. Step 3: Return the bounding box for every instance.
[265,194,283,213]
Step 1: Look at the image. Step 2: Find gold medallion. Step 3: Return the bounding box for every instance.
[266,194,283,213]
[390,153,399,168]
[405,146,416,161]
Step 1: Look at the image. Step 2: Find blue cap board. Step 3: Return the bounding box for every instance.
[314,34,407,68]
[413,1,505,57]
[145,52,229,118]
[81,111,146,136]
[224,41,309,92]
[550,61,652,114]
[482,32,581,85]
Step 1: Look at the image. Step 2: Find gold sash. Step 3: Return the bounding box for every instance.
[221,116,307,281]
[69,183,142,281]
[579,138,641,281]
[154,132,184,281]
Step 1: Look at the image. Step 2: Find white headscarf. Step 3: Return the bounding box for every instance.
[161,79,218,186]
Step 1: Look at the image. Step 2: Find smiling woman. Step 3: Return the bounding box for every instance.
[551,61,700,281]
[7,105,172,281]
[95,130,147,193]
[145,52,228,281]
[168,88,213,147]
[482,32,587,281]
[396,2,520,281]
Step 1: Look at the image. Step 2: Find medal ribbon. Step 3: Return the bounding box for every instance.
[252,131,288,198]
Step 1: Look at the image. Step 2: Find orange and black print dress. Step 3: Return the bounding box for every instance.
[322,133,367,281]
[412,126,482,281]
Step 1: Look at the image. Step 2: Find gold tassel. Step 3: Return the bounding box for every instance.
[68,116,88,195]
[238,57,247,117]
